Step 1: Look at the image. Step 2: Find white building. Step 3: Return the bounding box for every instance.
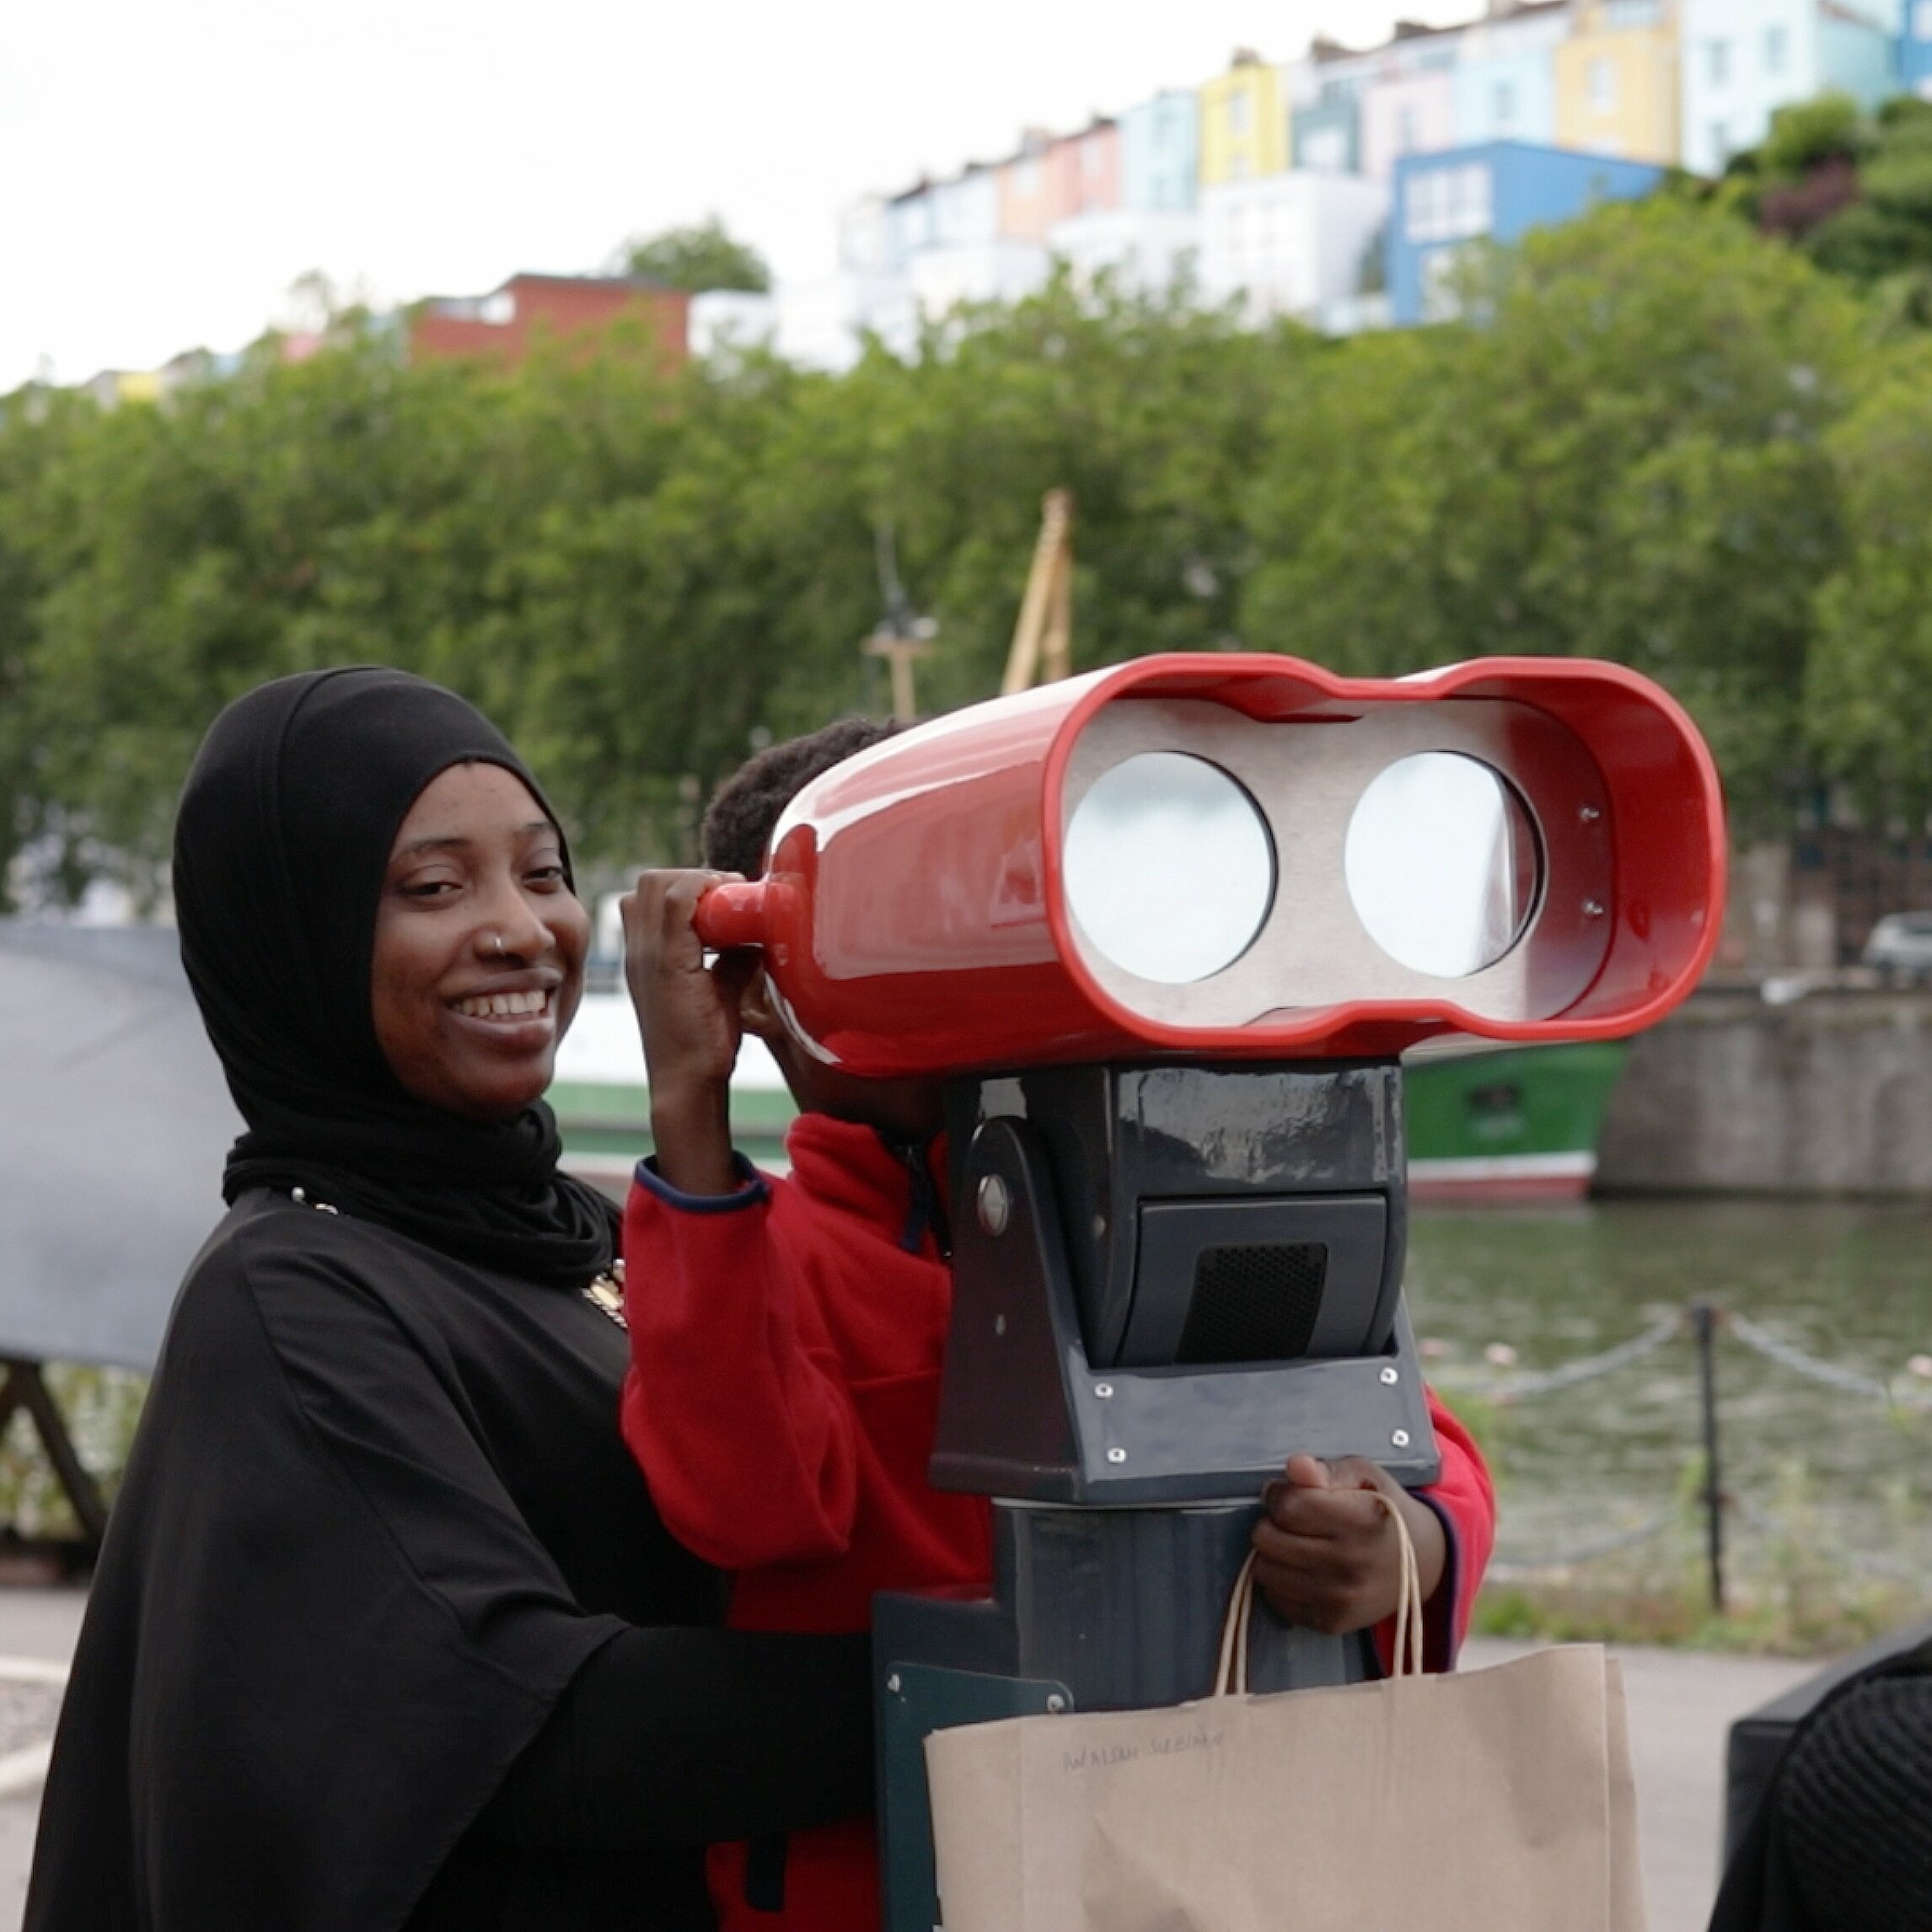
[1045,207,1202,296]
[928,166,1002,248]
[1680,0,1901,174]
[1199,171,1391,322]
[906,240,1052,319]
[823,164,1025,351]
[686,291,778,358]
[768,272,917,373]
[836,196,895,275]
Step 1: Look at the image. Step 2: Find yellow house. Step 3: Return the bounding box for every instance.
[1198,51,1290,185]
[1554,0,1681,165]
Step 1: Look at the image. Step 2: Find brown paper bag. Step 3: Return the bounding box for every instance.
[926,1503,1647,1932]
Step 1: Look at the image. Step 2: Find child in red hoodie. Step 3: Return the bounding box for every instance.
[619,721,1495,1932]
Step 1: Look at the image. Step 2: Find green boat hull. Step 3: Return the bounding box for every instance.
[553,1039,1629,1204]
[1403,1040,1628,1199]
[549,1077,794,1190]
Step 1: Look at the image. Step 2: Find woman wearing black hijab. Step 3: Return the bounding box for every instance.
[25,667,872,1931]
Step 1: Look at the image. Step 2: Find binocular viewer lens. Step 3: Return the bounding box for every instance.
[1344,751,1541,980]
[1063,751,1275,985]
[1064,746,1543,990]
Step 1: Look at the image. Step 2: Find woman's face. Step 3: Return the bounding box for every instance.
[372,762,589,1121]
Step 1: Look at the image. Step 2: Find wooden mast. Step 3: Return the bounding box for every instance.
[1000,489,1075,695]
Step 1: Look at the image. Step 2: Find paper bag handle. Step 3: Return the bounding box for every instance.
[1214,1490,1424,1697]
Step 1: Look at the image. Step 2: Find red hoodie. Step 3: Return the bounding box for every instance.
[620,1112,1494,1932]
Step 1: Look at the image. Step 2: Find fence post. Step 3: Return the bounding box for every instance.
[1692,1301,1725,1615]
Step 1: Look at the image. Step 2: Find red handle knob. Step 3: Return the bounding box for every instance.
[693,879,770,949]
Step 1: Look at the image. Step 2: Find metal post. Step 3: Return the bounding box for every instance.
[1692,1302,1725,1614]
[0,1359,109,1547]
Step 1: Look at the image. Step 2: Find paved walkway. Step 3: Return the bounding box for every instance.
[1463,1636,1817,1932]
[0,1589,84,1932]
[0,1593,1825,1930]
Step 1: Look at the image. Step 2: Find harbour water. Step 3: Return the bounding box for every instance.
[1406,1199,1932,1586]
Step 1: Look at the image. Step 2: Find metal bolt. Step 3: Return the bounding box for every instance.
[1579,805,1602,824]
[1094,1382,1114,1399]
[1046,1693,1067,1713]
[886,1673,902,1694]
[977,1173,1012,1237]
[1106,1446,1128,1464]
[1391,1429,1412,1448]
[1582,899,1606,919]
[1379,1366,1399,1386]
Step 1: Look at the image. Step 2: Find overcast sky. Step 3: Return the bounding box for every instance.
[1,0,1471,393]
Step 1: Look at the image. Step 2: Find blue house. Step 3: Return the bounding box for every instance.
[1902,0,1932,94]
[1452,2,1570,146]
[1120,89,1199,211]
[885,184,938,268]
[1293,90,1362,173]
[1387,140,1666,325]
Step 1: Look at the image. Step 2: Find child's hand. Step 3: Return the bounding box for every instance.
[622,869,752,1196]
[1249,1454,1447,1637]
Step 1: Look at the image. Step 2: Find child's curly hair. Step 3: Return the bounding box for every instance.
[700,717,900,880]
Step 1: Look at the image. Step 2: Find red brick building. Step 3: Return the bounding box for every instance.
[409,274,690,367]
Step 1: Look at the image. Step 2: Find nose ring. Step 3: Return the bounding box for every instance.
[488,932,507,958]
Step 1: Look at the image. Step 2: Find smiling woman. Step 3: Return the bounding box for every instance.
[373,762,589,1121]
[25,668,875,1932]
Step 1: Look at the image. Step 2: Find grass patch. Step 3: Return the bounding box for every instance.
[1474,1457,1929,1656]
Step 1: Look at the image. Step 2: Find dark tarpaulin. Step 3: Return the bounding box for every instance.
[0,922,239,1371]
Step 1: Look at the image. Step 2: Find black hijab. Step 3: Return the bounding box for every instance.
[174,666,617,1287]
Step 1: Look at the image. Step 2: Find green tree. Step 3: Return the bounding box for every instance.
[1725,94,1932,297]
[1741,92,1873,185]
[0,336,878,871]
[491,351,882,856]
[13,342,501,883]
[0,388,72,906]
[838,273,1312,713]
[1240,199,1865,826]
[614,217,770,292]
[1806,338,1932,815]
[0,207,1913,894]
[0,280,1318,878]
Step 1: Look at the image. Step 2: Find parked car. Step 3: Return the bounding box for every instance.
[1863,911,1932,979]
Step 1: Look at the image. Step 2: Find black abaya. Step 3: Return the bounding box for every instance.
[29,667,875,1929]
[27,1193,872,1930]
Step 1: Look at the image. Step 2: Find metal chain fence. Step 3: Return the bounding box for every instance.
[1484,1311,1686,1405]
[1449,1301,1932,1609]
[1486,1509,1675,1584]
[1725,1310,1932,1411]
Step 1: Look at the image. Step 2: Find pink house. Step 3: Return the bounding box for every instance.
[997,120,1121,239]
[1359,29,1464,184]
[1048,119,1122,222]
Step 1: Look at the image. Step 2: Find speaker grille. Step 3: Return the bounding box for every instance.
[1177,1242,1328,1365]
